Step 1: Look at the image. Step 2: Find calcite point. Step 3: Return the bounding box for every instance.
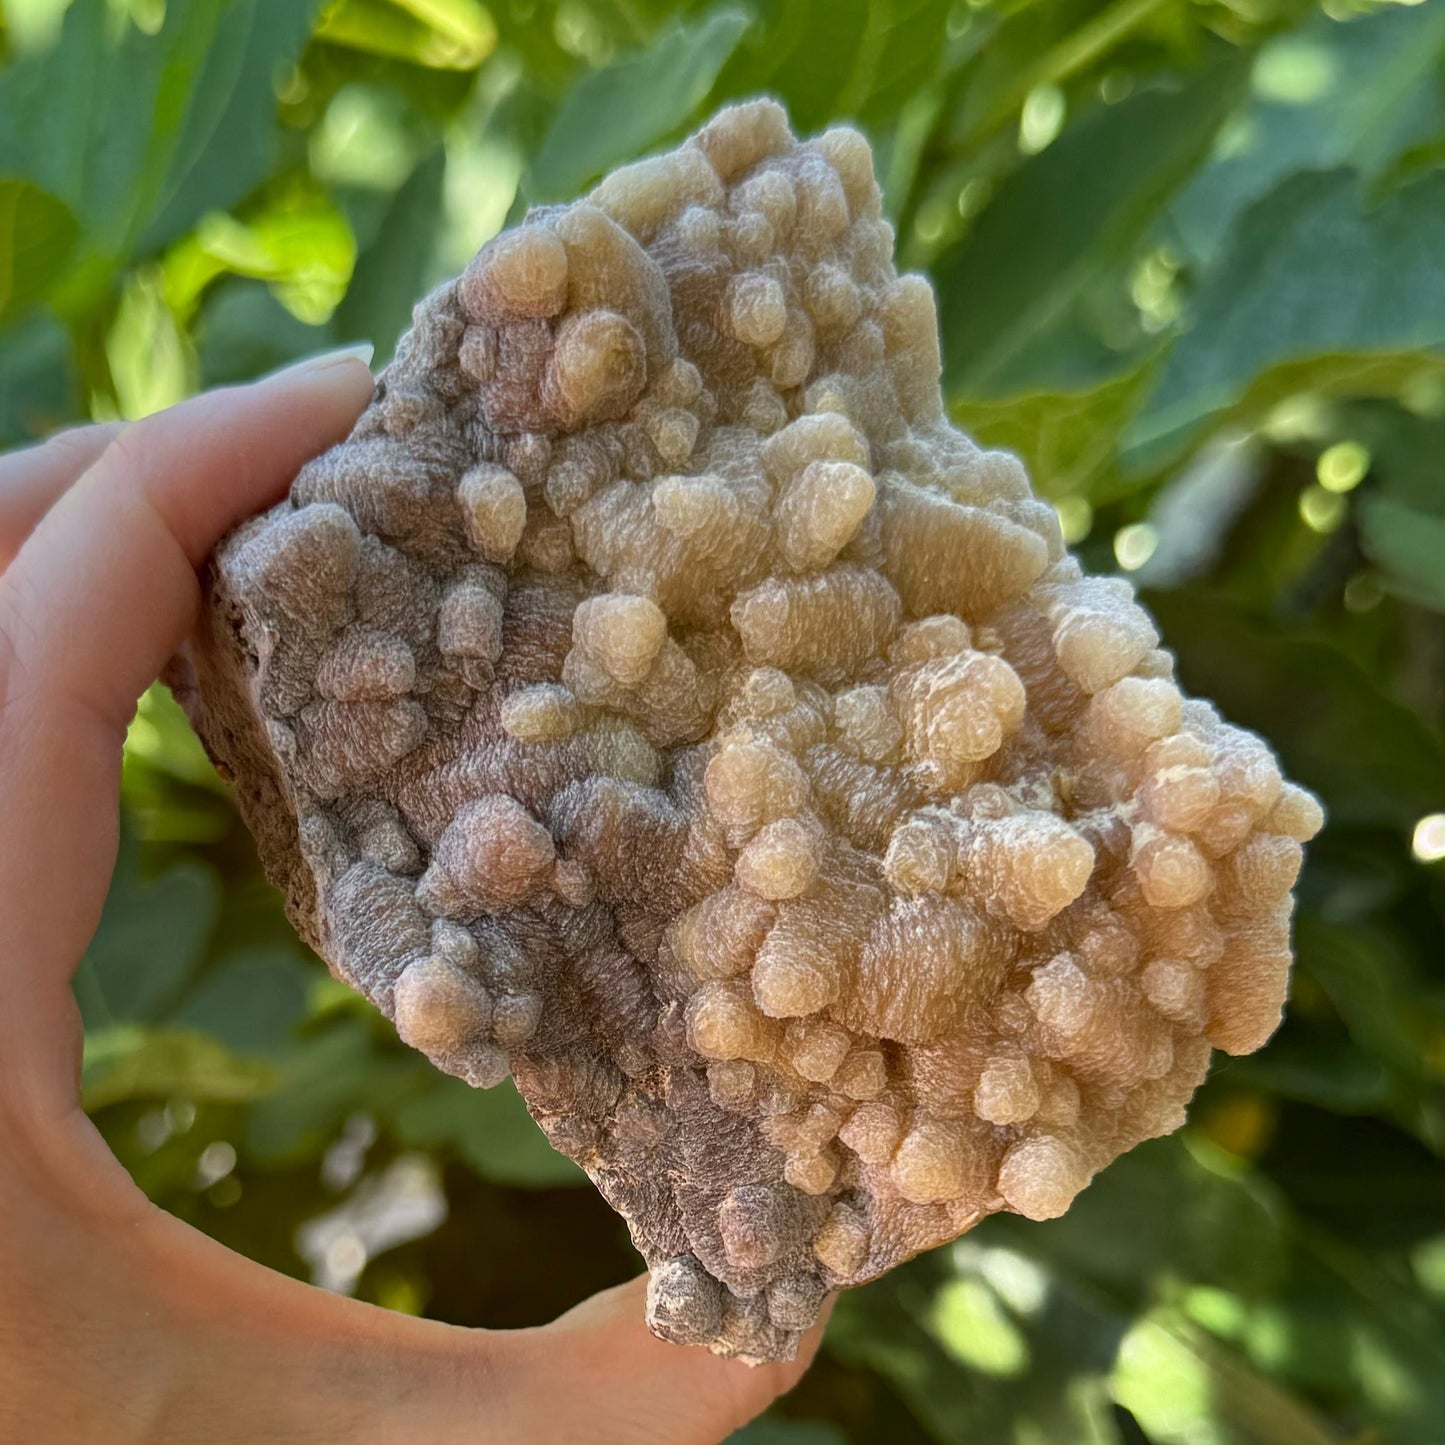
[175,101,1323,1363]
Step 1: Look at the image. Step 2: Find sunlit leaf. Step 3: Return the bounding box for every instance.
[1113,1311,1338,1445]
[104,265,194,419]
[316,0,497,70]
[82,1025,278,1110]
[165,182,358,324]
[123,683,226,792]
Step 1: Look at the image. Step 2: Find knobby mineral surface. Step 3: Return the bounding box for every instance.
[176,100,1323,1363]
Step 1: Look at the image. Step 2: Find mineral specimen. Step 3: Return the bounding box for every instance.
[174,100,1324,1364]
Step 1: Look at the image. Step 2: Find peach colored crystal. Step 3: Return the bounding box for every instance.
[175,100,1323,1363]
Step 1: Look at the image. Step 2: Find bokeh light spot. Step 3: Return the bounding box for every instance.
[1054,496,1093,544]
[1412,814,1445,863]
[1299,485,1346,533]
[1019,85,1065,154]
[1114,523,1158,571]
[1317,440,1369,493]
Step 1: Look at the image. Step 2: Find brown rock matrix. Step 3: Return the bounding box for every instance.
[175,101,1323,1363]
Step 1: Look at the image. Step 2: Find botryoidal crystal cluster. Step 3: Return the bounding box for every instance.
[175,101,1323,1363]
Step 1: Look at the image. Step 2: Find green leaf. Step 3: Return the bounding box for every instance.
[1172,1,1445,266]
[0,308,74,444]
[141,0,326,250]
[335,145,447,364]
[244,1017,388,1163]
[1134,168,1445,456]
[0,0,235,265]
[950,365,1153,502]
[316,0,497,70]
[123,682,226,792]
[82,1025,278,1111]
[937,62,1245,399]
[528,6,751,203]
[829,1245,1129,1445]
[0,176,77,325]
[1112,1310,1339,1445]
[170,945,313,1056]
[196,279,331,386]
[81,840,221,1026]
[726,1417,849,1445]
[1145,589,1445,830]
[391,1075,585,1188]
[1359,496,1445,614]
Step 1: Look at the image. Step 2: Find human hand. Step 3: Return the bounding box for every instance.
[0,354,827,1444]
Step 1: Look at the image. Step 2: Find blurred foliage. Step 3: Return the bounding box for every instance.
[2,0,1444,1439]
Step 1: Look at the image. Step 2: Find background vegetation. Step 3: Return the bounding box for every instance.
[2,0,1444,1439]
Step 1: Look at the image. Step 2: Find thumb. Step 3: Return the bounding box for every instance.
[506,1275,831,1445]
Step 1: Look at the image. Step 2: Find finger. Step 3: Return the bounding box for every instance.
[509,1275,833,1445]
[0,422,125,569]
[0,352,373,1111]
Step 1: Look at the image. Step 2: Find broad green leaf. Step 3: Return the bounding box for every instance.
[391,1075,585,1187]
[335,145,446,364]
[1145,589,1445,830]
[937,62,1245,399]
[141,0,326,250]
[0,175,77,324]
[528,6,750,203]
[850,0,956,128]
[244,1018,392,1164]
[1003,1137,1286,1307]
[1134,168,1445,455]
[83,1025,278,1110]
[171,945,314,1056]
[81,840,221,1026]
[1359,496,1445,614]
[1231,1036,1393,1116]
[1172,2,1445,266]
[0,0,234,270]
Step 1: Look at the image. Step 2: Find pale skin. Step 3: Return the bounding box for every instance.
[0,352,826,1443]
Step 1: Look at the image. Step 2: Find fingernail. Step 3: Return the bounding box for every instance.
[264,342,375,381]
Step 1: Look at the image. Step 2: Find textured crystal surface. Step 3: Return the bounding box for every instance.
[176,100,1323,1363]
